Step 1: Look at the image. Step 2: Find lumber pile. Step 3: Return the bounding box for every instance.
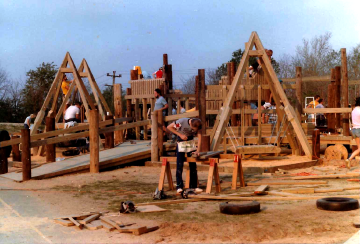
[53,212,159,235]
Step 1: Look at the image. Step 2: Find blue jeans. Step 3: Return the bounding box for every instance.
[176,136,198,189]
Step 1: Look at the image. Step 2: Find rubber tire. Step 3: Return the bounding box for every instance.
[316,197,359,211]
[220,201,261,215]
[0,130,12,157]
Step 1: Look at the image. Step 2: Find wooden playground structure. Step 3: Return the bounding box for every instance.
[0,32,358,187]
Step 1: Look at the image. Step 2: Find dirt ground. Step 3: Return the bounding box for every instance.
[1,163,359,243]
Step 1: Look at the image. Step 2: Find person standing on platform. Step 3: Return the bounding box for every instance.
[167,118,203,194]
[61,74,73,99]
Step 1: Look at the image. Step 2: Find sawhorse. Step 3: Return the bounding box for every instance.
[232,154,245,189]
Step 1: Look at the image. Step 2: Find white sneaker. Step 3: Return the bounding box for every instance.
[345,159,351,169]
[194,188,203,193]
[177,188,183,194]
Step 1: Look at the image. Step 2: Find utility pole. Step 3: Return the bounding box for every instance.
[106,71,122,112]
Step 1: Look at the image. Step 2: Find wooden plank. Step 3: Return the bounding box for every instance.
[31,131,89,148]
[164,94,196,98]
[187,194,360,201]
[60,68,73,73]
[78,214,100,225]
[236,145,281,154]
[99,120,151,134]
[136,205,168,213]
[54,219,75,227]
[164,110,199,122]
[281,188,315,194]
[69,217,84,230]
[303,108,352,114]
[84,223,103,230]
[248,50,265,57]
[281,75,331,83]
[247,180,327,186]
[289,173,360,180]
[100,217,122,231]
[254,185,268,195]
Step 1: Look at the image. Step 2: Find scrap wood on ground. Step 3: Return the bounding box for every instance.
[54,211,159,235]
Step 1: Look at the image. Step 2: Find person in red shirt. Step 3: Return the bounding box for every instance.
[153,67,163,78]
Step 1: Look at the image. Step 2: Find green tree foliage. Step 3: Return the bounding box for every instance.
[101,86,127,115]
[21,62,57,116]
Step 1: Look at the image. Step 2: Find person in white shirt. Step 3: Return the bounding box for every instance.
[346,97,360,168]
[64,102,82,128]
[24,114,36,129]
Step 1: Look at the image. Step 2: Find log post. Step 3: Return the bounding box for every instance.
[126,88,132,139]
[312,129,320,160]
[130,69,138,81]
[45,117,56,163]
[151,112,159,161]
[168,98,173,115]
[142,98,148,140]
[198,69,206,134]
[105,115,114,149]
[12,135,21,162]
[135,99,140,140]
[327,69,336,133]
[114,84,124,143]
[21,128,31,181]
[258,85,262,144]
[89,109,99,173]
[295,67,302,122]
[335,66,341,129]
[0,148,8,174]
[341,48,349,136]
[157,110,164,156]
[195,76,199,110]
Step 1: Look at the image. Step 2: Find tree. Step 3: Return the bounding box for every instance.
[21,62,58,116]
[0,65,9,100]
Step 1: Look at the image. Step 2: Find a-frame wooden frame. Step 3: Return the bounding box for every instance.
[31,52,96,135]
[210,32,312,159]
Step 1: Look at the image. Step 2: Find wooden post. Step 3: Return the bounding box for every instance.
[151,112,159,161]
[240,86,245,147]
[200,135,210,152]
[157,110,164,156]
[89,109,99,173]
[185,98,189,110]
[328,69,336,133]
[163,54,168,65]
[142,98,148,140]
[341,48,349,136]
[230,62,237,126]
[21,128,31,181]
[312,129,320,160]
[198,69,206,134]
[45,117,56,163]
[195,75,199,110]
[0,148,8,174]
[258,85,262,144]
[130,69,138,80]
[105,115,114,149]
[135,99,140,140]
[12,135,21,162]
[114,84,124,143]
[227,63,232,85]
[177,99,181,115]
[295,67,302,122]
[335,66,341,129]
[168,98,173,115]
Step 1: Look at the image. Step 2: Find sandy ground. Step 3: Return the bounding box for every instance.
[1,163,359,243]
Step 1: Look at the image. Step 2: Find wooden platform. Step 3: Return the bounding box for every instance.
[146,155,318,174]
[1,141,152,182]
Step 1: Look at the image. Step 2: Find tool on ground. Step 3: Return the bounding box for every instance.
[119,201,136,213]
[153,187,166,200]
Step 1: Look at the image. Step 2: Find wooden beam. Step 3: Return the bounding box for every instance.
[248,50,265,57]
[151,112,159,162]
[164,111,199,122]
[303,108,352,114]
[21,129,31,181]
[341,48,350,136]
[210,32,256,150]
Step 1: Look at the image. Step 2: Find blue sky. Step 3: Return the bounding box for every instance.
[1,0,359,90]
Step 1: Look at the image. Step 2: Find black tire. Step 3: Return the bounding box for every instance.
[0,130,12,158]
[220,201,261,215]
[316,197,359,211]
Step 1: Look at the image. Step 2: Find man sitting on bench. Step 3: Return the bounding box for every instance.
[167,118,203,194]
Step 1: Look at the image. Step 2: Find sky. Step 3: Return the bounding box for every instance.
[1,0,360,90]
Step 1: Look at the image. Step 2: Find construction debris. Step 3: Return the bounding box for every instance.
[54,212,159,235]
